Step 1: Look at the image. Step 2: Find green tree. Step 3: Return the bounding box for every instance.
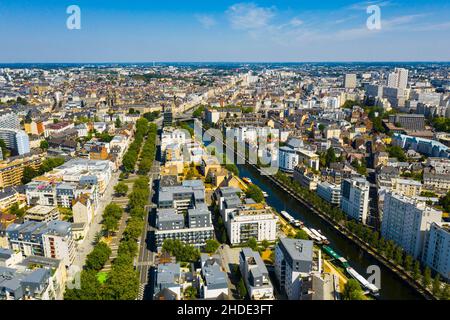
[294,230,310,240]
[85,242,111,271]
[261,240,270,250]
[237,278,247,299]
[162,239,200,262]
[21,166,38,184]
[9,202,25,218]
[40,140,49,150]
[325,148,337,167]
[318,124,325,133]
[103,215,119,236]
[412,261,421,281]
[387,145,406,162]
[184,286,198,299]
[192,105,206,118]
[123,218,144,241]
[245,237,258,251]
[64,269,105,300]
[441,284,450,300]
[404,255,413,272]
[204,239,220,254]
[0,139,8,157]
[432,274,441,296]
[115,117,122,128]
[394,247,404,266]
[245,184,264,203]
[342,279,366,300]
[106,264,139,300]
[114,182,129,196]
[423,266,432,287]
[438,191,450,213]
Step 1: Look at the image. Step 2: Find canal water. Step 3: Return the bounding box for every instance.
[189,119,422,300]
[237,164,423,300]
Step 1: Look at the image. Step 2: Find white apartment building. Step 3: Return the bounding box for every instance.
[340,178,370,224]
[344,73,357,89]
[161,128,187,153]
[391,178,422,197]
[239,248,274,300]
[381,192,442,259]
[42,221,75,267]
[227,204,278,245]
[316,182,341,206]
[275,238,314,300]
[422,223,450,281]
[388,68,409,90]
[279,146,299,173]
[47,158,113,195]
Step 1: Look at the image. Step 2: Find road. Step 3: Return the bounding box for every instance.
[137,131,161,300]
[71,170,121,272]
[217,245,238,300]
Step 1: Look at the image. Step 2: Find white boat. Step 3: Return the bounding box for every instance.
[280,210,303,228]
[262,191,269,198]
[292,220,303,228]
[302,227,320,241]
[280,210,294,223]
[346,267,379,294]
[310,228,329,244]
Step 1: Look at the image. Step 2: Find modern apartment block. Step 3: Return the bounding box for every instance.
[389,114,425,131]
[340,177,370,224]
[199,254,229,299]
[25,181,98,209]
[275,238,314,300]
[316,181,341,206]
[3,220,75,267]
[153,263,181,300]
[0,153,43,188]
[160,127,187,154]
[422,223,450,282]
[239,247,274,300]
[388,68,409,90]
[278,146,299,173]
[158,179,206,213]
[344,73,357,89]
[0,250,66,300]
[155,180,214,249]
[0,111,20,130]
[24,205,60,223]
[0,128,30,156]
[381,192,442,259]
[226,202,278,245]
[47,158,113,195]
[215,186,278,244]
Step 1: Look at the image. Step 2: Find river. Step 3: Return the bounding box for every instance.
[237,164,423,300]
[187,119,422,300]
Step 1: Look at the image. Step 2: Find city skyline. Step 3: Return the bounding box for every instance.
[1,1,450,62]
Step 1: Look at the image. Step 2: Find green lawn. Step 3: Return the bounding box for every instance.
[97,271,108,284]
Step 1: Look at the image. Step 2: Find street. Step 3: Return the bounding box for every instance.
[71,170,121,273]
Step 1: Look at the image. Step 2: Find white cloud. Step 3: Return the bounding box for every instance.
[349,1,392,11]
[289,18,303,27]
[196,15,216,29]
[226,3,275,30]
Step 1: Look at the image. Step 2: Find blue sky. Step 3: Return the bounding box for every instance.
[0,0,450,62]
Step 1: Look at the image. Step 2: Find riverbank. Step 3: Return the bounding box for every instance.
[202,123,426,300]
[260,168,435,300]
